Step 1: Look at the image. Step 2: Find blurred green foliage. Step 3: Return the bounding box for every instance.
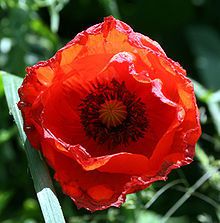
[0,0,220,222]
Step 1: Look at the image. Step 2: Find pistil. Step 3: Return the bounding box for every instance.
[99,100,127,128]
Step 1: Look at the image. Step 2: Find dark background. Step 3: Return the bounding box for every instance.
[0,0,220,222]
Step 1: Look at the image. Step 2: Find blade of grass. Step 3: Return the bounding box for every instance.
[1,71,66,223]
[144,179,184,209]
[161,167,219,223]
[173,185,219,209]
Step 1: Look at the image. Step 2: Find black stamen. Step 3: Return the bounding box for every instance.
[79,79,147,148]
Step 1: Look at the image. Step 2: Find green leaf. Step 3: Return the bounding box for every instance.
[1,71,66,223]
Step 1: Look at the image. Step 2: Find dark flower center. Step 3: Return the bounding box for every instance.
[79,79,147,147]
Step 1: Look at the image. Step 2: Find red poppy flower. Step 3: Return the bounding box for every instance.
[18,16,201,211]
